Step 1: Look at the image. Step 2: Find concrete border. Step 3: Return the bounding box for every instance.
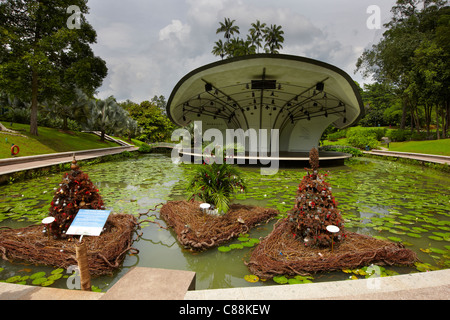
[1,267,448,300]
[184,268,450,300]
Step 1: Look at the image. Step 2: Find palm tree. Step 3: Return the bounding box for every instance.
[249,20,267,53]
[263,24,285,54]
[212,39,226,59]
[84,96,128,142]
[186,161,246,215]
[216,18,240,42]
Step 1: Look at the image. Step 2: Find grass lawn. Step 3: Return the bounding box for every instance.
[0,122,119,159]
[388,138,450,156]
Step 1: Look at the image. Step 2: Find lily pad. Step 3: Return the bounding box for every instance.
[32,277,48,285]
[407,233,421,238]
[273,275,288,284]
[428,235,443,241]
[51,268,64,275]
[41,280,54,287]
[387,236,402,242]
[48,274,63,281]
[6,276,21,283]
[429,247,447,255]
[30,272,46,280]
[244,275,259,283]
[218,246,231,252]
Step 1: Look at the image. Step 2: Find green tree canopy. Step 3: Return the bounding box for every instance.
[0,0,107,136]
[121,99,177,143]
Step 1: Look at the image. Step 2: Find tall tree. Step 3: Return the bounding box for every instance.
[263,24,285,54]
[249,20,266,53]
[216,17,240,43]
[355,0,447,130]
[0,0,107,136]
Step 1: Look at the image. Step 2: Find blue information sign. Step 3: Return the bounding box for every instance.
[66,209,111,237]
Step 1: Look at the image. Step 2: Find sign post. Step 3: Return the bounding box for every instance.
[67,209,110,291]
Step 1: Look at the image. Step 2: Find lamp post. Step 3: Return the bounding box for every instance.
[326,225,340,252]
[42,217,55,240]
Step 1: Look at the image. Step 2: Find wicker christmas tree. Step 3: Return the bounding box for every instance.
[48,156,105,239]
[287,148,346,248]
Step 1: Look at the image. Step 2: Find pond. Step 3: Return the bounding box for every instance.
[0,154,449,290]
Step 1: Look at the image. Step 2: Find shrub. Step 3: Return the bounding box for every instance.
[346,127,380,149]
[326,130,347,141]
[186,160,246,214]
[386,129,411,142]
[138,144,152,153]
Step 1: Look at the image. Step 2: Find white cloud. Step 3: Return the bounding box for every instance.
[159,20,191,42]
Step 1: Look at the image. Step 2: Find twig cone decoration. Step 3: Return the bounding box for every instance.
[48,155,105,239]
[287,148,346,248]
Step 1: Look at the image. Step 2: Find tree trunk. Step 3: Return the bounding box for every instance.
[436,105,440,140]
[400,97,407,130]
[100,130,105,142]
[30,68,39,136]
[63,116,68,131]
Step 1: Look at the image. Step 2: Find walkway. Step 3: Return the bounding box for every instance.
[0,146,138,177]
[364,149,450,165]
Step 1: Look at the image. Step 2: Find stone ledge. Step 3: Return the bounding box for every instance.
[101,267,196,300]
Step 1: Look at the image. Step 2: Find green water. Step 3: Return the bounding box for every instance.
[0,154,449,291]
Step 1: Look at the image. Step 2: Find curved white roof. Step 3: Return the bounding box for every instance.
[167,54,363,130]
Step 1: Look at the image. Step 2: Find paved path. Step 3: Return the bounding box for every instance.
[364,149,450,165]
[0,146,138,176]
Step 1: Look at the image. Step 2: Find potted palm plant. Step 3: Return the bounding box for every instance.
[186,159,246,215]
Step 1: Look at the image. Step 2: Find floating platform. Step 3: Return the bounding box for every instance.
[0,214,137,276]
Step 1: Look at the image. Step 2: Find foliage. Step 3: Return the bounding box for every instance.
[0,0,108,136]
[213,18,285,59]
[83,96,131,141]
[120,99,177,143]
[186,160,246,214]
[322,146,363,157]
[345,127,385,149]
[355,1,450,136]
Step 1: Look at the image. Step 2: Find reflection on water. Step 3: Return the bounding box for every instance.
[0,154,449,291]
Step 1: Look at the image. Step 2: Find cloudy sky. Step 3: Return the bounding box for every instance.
[85,0,398,103]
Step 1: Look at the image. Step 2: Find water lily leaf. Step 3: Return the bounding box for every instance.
[229,243,244,250]
[32,277,48,285]
[6,276,21,283]
[342,268,352,274]
[30,272,46,280]
[48,274,63,281]
[218,246,231,252]
[288,278,302,284]
[51,268,64,275]
[429,247,447,255]
[407,233,421,238]
[273,275,288,284]
[388,236,402,242]
[242,241,255,247]
[244,275,259,283]
[428,235,443,241]
[41,280,54,287]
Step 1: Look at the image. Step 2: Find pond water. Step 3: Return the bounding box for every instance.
[0,154,449,291]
